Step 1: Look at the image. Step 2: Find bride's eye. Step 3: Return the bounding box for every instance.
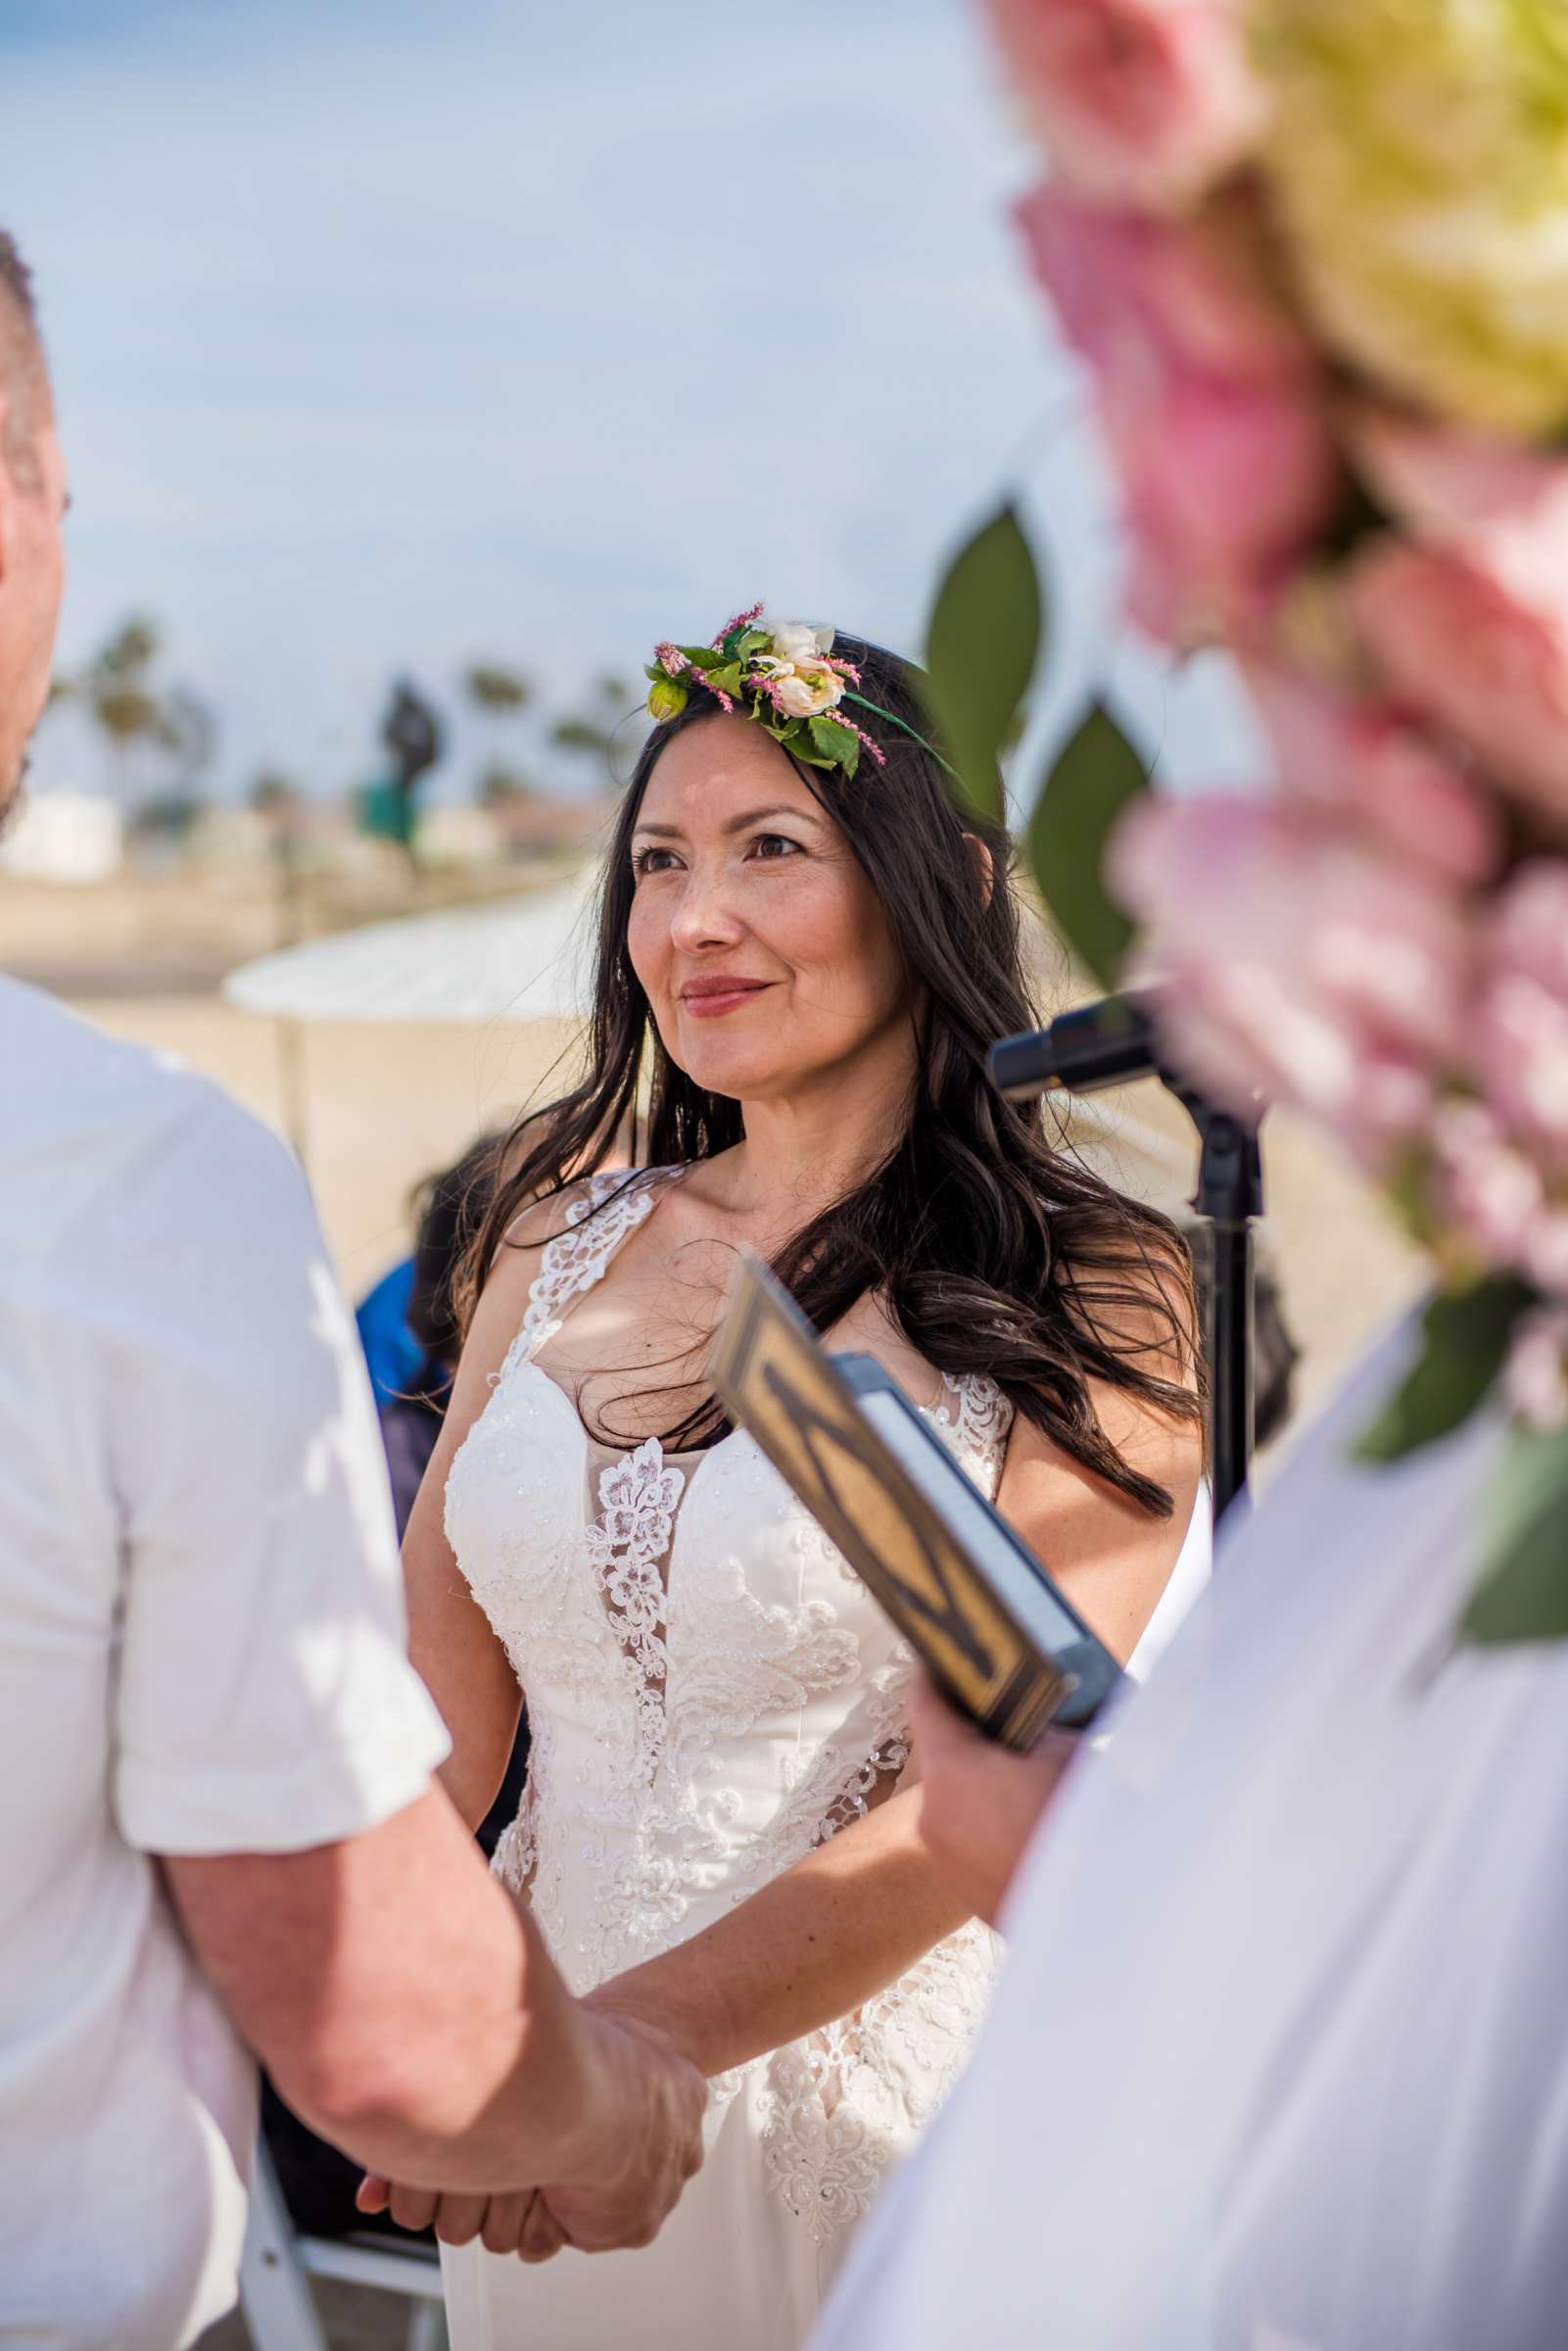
[750,833,801,861]
[633,846,681,878]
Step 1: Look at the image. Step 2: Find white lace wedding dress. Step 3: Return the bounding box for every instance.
[438,1166,1007,2350]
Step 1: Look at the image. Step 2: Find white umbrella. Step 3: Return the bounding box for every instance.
[222,868,599,1026]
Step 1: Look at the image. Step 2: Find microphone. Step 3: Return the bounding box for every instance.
[987,992,1161,1101]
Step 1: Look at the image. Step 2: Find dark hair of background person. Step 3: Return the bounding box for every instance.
[377,1129,509,1544]
[0,231,46,480]
[406,1130,506,1368]
[461,636,1205,1516]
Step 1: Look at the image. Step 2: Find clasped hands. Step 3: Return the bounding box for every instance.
[359,2000,707,2263]
[358,1672,1072,2262]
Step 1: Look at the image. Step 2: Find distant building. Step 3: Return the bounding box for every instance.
[0,792,123,885]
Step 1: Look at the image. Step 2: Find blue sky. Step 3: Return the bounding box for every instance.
[6,0,1256,805]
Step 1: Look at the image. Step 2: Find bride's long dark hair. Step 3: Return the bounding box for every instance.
[462,635,1202,1512]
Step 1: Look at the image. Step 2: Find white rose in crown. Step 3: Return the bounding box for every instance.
[768,619,835,664]
[754,619,845,717]
[773,665,844,717]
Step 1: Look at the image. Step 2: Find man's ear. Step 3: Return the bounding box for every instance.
[964,832,995,908]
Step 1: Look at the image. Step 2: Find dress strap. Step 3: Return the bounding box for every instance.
[506,1167,681,1373]
[934,1373,1015,1502]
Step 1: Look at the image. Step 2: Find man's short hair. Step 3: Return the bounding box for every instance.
[0,231,46,473]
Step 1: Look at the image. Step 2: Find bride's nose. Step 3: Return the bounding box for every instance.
[667,861,746,953]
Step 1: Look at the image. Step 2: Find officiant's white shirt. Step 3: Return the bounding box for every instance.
[0,978,450,2351]
[816,1326,1568,2351]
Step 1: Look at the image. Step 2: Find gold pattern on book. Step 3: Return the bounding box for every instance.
[709,1262,1066,1751]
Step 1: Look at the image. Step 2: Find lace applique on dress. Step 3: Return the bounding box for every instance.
[585,1437,684,1787]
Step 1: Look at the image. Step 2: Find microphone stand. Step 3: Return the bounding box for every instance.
[1168,1080,1262,1526]
[989,1004,1263,1527]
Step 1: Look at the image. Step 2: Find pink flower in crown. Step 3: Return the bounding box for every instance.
[1019,188,1340,647]
[1347,408,1568,833]
[712,604,765,649]
[979,0,1265,214]
[1108,792,1466,1166]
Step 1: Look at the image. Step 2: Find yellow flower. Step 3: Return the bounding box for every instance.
[1254,0,1568,435]
[646,677,689,723]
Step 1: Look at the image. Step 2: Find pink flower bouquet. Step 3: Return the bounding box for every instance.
[966,0,1568,1641]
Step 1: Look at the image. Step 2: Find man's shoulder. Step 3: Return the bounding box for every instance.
[0,976,297,1258]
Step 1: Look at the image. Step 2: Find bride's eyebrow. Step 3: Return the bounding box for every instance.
[635,804,824,841]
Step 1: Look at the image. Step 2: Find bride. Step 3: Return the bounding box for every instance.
[381,619,1210,2348]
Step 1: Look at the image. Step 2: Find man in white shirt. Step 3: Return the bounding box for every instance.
[0,235,704,2349]
[815,1332,1568,2351]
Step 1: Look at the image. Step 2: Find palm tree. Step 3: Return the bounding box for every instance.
[91,619,167,806]
[548,673,641,794]
[51,616,187,814]
[462,662,532,803]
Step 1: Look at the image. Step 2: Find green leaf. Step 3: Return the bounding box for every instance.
[769,717,830,767]
[922,503,1045,824]
[735,628,771,659]
[808,715,859,776]
[1460,1424,1568,1646]
[683,646,724,671]
[709,663,743,696]
[1355,1277,1534,1463]
[1025,699,1149,989]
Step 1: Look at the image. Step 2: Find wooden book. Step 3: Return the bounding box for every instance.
[708,1253,1122,1750]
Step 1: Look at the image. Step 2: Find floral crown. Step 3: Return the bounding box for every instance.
[644,605,954,786]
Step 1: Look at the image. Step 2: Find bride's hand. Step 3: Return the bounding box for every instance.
[356,2174,566,2260]
[907,1670,1077,1928]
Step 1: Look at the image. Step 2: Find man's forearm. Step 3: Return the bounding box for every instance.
[587,1787,973,2078]
[167,1788,631,2193]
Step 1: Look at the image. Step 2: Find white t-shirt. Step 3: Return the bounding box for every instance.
[815,1322,1568,2351]
[0,979,451,2351]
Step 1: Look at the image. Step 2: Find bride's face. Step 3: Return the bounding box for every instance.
[627,714,910,1103]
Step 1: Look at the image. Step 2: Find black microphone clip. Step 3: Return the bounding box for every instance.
[987,992,1161,1102]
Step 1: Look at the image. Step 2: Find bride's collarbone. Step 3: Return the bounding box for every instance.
[537,1260,951,1447]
